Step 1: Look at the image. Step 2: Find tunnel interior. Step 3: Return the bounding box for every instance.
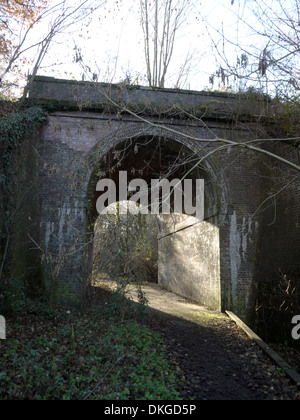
[85,135,221,309]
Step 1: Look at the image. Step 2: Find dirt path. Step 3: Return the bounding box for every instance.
[126,284,299,400]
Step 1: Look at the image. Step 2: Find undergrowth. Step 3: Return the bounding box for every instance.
[0,300,181,400]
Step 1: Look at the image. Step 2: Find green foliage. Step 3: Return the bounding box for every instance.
[275,368,287,378]
[0,106,47,139]
[0,277,26,313]
[0,106,47,178]
[0,105,48,312]
[0,106,47,209]
[104,279,132,320]
[103,280,149,322]
[0,305,181,400]
[98,323,179,400]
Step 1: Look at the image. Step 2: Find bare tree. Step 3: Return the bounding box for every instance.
[0,0,107,99]
[208,0,300,98]
[93,205,159,285]
[139,0,192,88]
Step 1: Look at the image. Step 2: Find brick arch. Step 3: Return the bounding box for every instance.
[83,122,231,212]
[35,109,269,320]
[81,129,230,312]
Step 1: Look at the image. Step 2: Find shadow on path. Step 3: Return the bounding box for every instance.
[92,282,298,400]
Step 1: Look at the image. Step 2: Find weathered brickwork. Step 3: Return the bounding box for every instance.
[16,76,300,323]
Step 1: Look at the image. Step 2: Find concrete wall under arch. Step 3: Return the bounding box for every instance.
[158,216,221,311]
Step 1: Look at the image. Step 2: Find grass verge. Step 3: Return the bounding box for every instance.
[0,301,181,400]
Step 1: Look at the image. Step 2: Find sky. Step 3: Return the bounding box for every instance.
[35,0,253,92]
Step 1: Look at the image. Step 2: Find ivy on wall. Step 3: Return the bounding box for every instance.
[1,106,47,185]
[0,106,48,311]
[0,106,47,146]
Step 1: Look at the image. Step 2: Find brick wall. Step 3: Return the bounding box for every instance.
[14,78,300,325]
[34,109,264,320]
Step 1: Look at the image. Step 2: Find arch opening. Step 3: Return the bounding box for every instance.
[85,135,222,311]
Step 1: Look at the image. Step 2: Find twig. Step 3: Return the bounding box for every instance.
[0,233,10,282]
[83,353,126,400]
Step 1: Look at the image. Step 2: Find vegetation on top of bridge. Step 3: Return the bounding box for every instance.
[26,76,272,123]
[25,77,300,152]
